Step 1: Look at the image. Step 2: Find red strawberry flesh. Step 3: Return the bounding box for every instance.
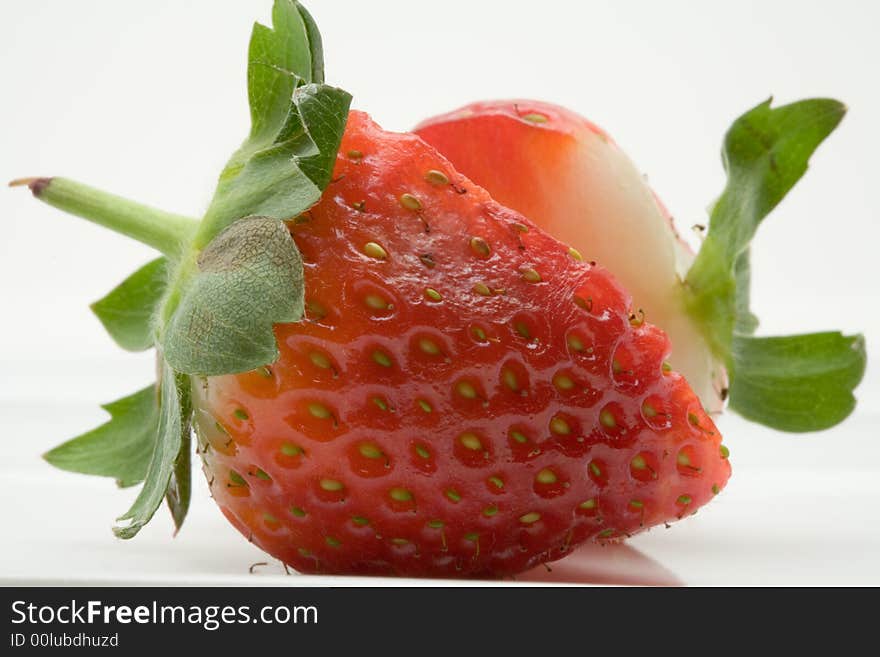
[194,111,730,577]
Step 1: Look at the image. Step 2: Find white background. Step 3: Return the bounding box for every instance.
[1,0,878,585]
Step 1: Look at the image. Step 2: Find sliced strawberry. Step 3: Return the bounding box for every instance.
[415,100,726,412]
[195,111,730,577]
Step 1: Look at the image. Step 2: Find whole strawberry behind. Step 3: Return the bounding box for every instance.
[416,100,867,432]
[10,1,864,577]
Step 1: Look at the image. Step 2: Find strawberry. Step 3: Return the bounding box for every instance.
[415,100,725,412]
[415,100,865,432]
[192,110,730,576]
[16,1,863,579]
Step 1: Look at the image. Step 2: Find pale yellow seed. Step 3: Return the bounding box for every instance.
[470,236,491,258]
[459,432,483,451]
[424,288,442,302]
[568,246,583,261]
[280,443,303,457]
[425,169,449,186]
[320,479,344,492]
[553,373,575,391]
[389,487,413,502]
[308,402,332,419]
[399,193,422,211]
[419,338,441,356]
[359,443,383,459]
[521,268,542,283]
[473,282,492,296]
[509,430,528,444]
[502,369,519,391]
[600,409,617,429]
[522,113,548,124]
[372,350,393,368]
[363,242,388,260]
[536,468,558,484]
[574,295,592,311]
[364,294,389,310]
[550,416,571,435]
[456,381,478,399]
[309,351,332,369]
[519,511,541,524]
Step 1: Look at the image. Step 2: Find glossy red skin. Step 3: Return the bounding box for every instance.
[194,111,730,578]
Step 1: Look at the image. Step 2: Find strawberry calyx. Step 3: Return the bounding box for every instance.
[682,98,866,431]
[12,1,351,538]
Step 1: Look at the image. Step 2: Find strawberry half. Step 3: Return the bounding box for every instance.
[194,111,730,576]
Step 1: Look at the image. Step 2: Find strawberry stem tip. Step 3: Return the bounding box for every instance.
[8,176,51,195]
[11,176,198,258]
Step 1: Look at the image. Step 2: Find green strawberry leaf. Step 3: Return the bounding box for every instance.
[114,362,191,539]
[686,97,846,354]
[296,1,325,83]
[158,2,350,377]
[196,0,350,245]
[201,82,351,242]
[733,251,759,336]
[164,380,193,534]
[729,333,866,432]
[248,0,323,140]
[685,98,866,431]
[22,1,349,537]
[43,385,159,488]
[91,258,169,351]
[160,0,349,376]
[162,215,304,375]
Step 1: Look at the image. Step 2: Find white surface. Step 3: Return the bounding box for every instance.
[1,1,879,586]
[2,363,878,586]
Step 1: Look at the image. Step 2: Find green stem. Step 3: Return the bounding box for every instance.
[11,177,199,258]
